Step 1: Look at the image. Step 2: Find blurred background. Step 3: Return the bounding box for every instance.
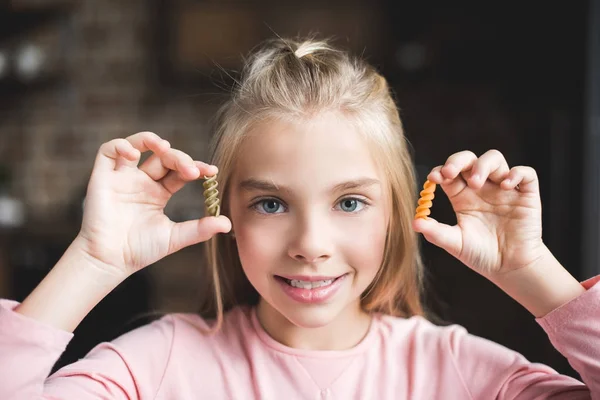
[0,0,597,379]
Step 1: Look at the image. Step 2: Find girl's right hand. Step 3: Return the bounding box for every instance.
[76,131,231,278]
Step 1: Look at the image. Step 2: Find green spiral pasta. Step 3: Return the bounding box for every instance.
[203,175,220,217]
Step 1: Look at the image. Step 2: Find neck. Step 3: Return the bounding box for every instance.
[256,299,372,351]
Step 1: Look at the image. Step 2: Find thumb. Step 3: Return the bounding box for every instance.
[412,217,462,258]
[169,216,232,253]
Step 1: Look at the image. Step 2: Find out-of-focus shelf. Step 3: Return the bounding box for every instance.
[0,4,72,40]
[0,4,72,101]
[0,75,62,95]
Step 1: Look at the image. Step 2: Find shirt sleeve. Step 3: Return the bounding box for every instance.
[447,275,600,400]
[0,299,175,400]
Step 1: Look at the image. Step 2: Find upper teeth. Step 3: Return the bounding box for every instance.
[289,279,334,289]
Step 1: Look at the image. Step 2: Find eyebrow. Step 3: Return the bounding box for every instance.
[238,177,380,194]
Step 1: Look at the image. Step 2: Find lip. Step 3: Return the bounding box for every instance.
[275,273,348,304]
[277,274,345,282]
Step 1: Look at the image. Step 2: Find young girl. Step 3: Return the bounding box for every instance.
[0,38,598,400]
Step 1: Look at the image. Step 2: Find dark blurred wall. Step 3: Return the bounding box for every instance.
[0,1,215,221]
[384,2,588,379]
[0,0,217,371]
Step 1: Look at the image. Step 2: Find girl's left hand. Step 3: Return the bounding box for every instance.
[413,149,547,280]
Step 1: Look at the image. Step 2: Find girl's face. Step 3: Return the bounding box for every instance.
[229,112,389,329]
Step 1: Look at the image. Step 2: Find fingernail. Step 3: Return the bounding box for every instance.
[471,174,481,182]
[221,217,232,230]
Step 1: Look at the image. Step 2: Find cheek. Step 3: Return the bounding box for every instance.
[234,220,284,277]
[230,198,272,269]
[341,213,387,279]
[234,222,292,303]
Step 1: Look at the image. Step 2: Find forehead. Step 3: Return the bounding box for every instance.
[234,112,380,180]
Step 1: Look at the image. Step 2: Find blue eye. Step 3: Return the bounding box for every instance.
[255,199,285,214]
[251,197,368,215]
[337,198,366,213]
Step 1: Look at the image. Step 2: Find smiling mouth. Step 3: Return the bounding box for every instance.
[275,274,347,289]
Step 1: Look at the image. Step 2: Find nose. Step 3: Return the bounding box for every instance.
[287,211,332,264]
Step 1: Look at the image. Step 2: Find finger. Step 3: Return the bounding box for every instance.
[137,137,175,180]
[441,151,478,180]
[114,132,170,170]
[437,151,478,197]
[426,165,444,184]
[427,165,466,187]
[156,148,202,181]
[469,149,510,188]
[141,147,200,182]
[169,215,232,253]
[161,161,219,194]
[501,166,539,194]
[126,131,170,153]
[138,153,170,181]
[95,138,141,171]
[412,217,462,258]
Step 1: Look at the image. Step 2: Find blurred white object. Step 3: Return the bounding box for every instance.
[0,196,25,227]
[15,43,45,81]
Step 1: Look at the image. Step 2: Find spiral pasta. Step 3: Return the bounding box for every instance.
[414,179,436,219]
[203,175,220,217]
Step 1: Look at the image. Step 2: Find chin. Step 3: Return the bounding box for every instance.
[278,303,347,329]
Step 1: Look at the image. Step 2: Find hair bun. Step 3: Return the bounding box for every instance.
[293,42,328,59]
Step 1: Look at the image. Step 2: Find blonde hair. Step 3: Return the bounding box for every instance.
[200,37,427,330]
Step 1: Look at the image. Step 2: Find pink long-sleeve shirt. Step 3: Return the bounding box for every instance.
[1,276,599,400]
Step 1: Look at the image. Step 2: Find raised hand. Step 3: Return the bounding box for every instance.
[77,131,231,278]
[413,150,545,279]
